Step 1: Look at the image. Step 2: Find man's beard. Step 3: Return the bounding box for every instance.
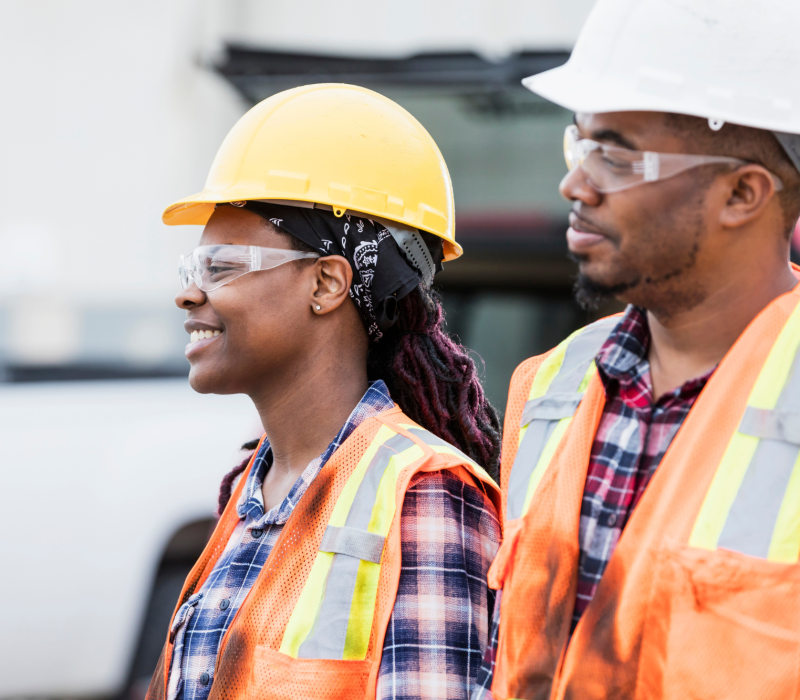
[569,253,641,310]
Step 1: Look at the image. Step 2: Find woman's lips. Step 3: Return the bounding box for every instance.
[185,331,223,359]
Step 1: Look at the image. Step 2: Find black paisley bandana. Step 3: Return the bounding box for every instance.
[223,201,443,342]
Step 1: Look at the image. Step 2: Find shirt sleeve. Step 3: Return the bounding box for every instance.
[378,469,502,700]
[471,590,500,700]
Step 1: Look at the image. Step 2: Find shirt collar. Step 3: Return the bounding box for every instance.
[595,304,715,405]
[595,304,650,381]
[236,379,394,525]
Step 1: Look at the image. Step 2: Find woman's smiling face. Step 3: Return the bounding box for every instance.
[175,205,322,396]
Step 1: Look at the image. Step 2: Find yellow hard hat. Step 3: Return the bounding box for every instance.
[163,83,460,260]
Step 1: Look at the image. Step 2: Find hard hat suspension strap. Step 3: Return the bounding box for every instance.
[383,226,436,287]
[774,132,800,176]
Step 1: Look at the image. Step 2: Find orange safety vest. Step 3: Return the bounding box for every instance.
[489,275,800,700]
[145,406,500,700]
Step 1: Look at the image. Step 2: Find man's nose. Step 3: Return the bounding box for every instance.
[559,167,602,207]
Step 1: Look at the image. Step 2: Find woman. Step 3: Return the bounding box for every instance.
[147,84,502,700]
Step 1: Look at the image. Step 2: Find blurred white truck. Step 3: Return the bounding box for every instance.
[0,378,259,699]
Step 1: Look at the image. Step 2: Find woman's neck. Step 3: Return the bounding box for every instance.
[250,353,369,482]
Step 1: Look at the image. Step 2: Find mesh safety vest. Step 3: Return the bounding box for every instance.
[489,278,800,700]
[145,406,500,700]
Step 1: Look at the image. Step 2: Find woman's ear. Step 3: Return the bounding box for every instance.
[309,256,353,315]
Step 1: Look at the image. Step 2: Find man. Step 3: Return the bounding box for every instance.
[475,0,800,698]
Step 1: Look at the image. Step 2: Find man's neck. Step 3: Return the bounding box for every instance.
[645,263,797,401]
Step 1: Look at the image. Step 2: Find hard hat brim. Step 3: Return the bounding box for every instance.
[524,64,800,134]
[163,191,464,262]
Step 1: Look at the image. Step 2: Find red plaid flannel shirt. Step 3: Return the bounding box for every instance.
[473,306,714,699]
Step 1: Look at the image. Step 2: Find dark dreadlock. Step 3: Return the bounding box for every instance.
[217,438,261,517]
[366,286,502,479]
[216,226,503,516]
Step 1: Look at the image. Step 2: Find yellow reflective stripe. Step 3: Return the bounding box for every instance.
[343,558,381,660]
[528,328,585,401]
[343,442,424,660]
[522,416,572,515]
[577,361,597,392]
[689,301,800,551]
[430,445,494,483]
[769,450,800,562]
[688,433,760,550]
[279,424,397,657]
[330,423,400,527]
[519,362,597,518]
[278,551,335,657]
[428,443,477,466]
[395,423,496,484]
[521,417,573,517]
[514,329,584,464]
[369,443,425,536]
[748,302,800,410]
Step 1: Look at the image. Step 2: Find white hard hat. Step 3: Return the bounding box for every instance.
[524,0,800,170]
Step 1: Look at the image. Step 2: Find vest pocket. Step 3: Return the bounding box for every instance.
[248,645,372,700]
[637,539,800,700]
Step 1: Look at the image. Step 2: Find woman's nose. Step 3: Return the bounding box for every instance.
[175,283,206,309]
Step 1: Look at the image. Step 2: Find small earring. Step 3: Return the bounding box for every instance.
[315,305,321,310]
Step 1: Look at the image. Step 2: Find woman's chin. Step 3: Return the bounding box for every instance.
[188,365,236,395]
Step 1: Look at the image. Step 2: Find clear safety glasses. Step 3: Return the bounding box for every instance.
[563,124,784,194]
[179,245,320,292]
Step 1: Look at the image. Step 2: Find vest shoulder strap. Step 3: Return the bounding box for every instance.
[499,352,555,508]
[503,316,619,521]
[688,293,800,562]
[281,408,501,662]
[378,410,500,490]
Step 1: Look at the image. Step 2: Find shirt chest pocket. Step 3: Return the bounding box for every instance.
[637,539,800,700]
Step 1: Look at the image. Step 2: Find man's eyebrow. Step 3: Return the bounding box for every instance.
[589,128,639,151]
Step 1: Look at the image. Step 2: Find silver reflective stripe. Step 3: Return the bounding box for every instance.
[319,525,386,564]
[521,393,584,425]
[506,419,560,520]
[739,407,800,445]
[718,347,800,557]
[297,433,415,659]
[506,317,617,520]
[546,318,616,395]
[405,426,471,460]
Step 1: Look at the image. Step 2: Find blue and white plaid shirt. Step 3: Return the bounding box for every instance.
[168,380,501,700]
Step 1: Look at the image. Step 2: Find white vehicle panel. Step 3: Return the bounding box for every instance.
[0,379,259,698]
